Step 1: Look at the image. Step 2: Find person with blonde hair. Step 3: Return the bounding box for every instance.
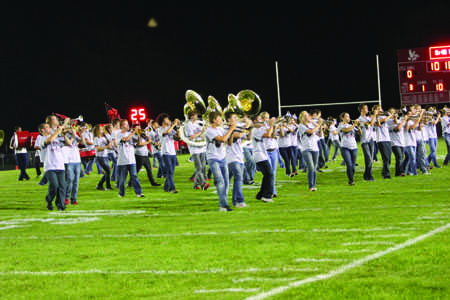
[298,111,321,191]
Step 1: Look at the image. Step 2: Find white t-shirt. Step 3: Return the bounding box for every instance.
[116,131,136,165]
[184,121,206,154]
[148,129,160,154]
[404,121,417,147]
[424,122,437,139]
[94,136,109,158]
[328,124,340,142]
[338,123,358,150]
[205,126,226,161]
[252,127,268,163]
[226,137,244,164]
[441,116,450,135]
[63,133,81,164]
[278,127,291,148]
[158,126,177,156]
[34,134,45,161]
[387,119,405,147]
[82,131,95,150]
[40,135,66,171]
[375,117,391,142]
[134,135,150,157]
[358,116,374,144]
[298,123,319,152]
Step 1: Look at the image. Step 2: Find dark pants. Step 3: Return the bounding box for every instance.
[46,170,66,210]
[361,142,374,180]
[135,154,157,185]
[34,155,42,176]
[15,153,30,181]
[255,160,274,199]
[279,147,296,175]
[392,146,405,176]
[377,141,392,178]
[96,156,112,189]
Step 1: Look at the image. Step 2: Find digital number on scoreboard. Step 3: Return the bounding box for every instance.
[397,45,450,105]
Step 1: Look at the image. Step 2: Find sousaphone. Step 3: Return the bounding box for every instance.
[237,89,262,117]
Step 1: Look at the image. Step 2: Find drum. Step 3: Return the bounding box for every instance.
[79,148,96,160]
[16,131,29,148]
[28,132,40,149]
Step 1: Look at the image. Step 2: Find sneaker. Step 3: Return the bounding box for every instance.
[118,194,124,198]
[194,186,200,190]
[219,206,232,212]
[151,183,162,186]
[96,186,105,191]
[434,165,442,168]
[236,202,248,208]
[169,190,179,194]
[71,201,78,205]
[261,197,274,203]
[137,194,145,198]
[289,174,295,178]
[309,187,317,192]
[348,181,355,186]
[64,199,70,205]
[202,182,210,191]
[57,207,65,211]
[105,187,113,191]
[273,194,278,198]
[46,203,54,211]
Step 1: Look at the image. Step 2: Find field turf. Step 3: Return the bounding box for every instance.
[0,140,449,299]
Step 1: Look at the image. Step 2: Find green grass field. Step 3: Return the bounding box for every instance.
[0,140,449,299]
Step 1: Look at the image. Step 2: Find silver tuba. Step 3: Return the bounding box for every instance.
[179,90,208,148]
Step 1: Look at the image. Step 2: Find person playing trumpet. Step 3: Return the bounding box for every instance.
[424,107,441,168]
[337,113,361,185]
[93,124,113,191]
[298,111,321,191]
[373,105,393,179]
[358,104,376,181]
[441,107,450,166]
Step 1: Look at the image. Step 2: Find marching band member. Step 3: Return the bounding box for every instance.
[414,105,430,174]
[149,120,164,178]
[387,108,407,177]
[251,115,275,203]
[425,108,441,168]
[402,106,421,175]
[278,118,295,177]
[80,123,95,175]
[373,105,392,179]
[133,125,161,187]
[116,119,144,198]
[35,125,47,183]
[441,107,450,166]
[358,104,376,181]
[261,111,280,197]
[63,124,81,205]
[111,118,121,185]
[337,112,361,185]
[156,113,180,193]
[10,126,30,181]
[93,124,113,191]
[224,111,248,207]
[104,124,118,182]
[205,111,236,211]
[327,118,341,161]
[242,115,256,185]
[184,111,209,190]
[298,111,320,191]
[311,109,329,170]
[33,128,43,177]
[40,123,66,211]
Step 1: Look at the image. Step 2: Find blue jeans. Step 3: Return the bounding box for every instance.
[15,153,29,181]
[377,141,392,178]
[427,138,440,167]
[65,163,81,202]
[341,147,357,183]
[444,134,450,165]
[302,150,319,189]
[118,164,142,196]
[331,140,341,161]
[267,149,279,195]
[243,148,256,183]
[108,152,118,181]
[416,140,428,173]
[153,152,165,178]
[162,155,177,192]
[391,146,405,176]
[208,159,229,208]
[192,153,207,187]
[82,158,94,174]
[228,161,244,205]
[361,142,374,180]
[46,170,66,210]
[96,156,112,188]
[403,146,417,175]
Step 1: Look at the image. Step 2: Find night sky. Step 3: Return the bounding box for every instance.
[2,2,450,140]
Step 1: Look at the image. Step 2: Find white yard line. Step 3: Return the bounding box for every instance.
[327,249,374,254]
[0,226,418,240]
[245,223,450,300]
[363,233,412,238]
[294,258,347,262]
[195,288,260,293]
[0,267,318,276]
[232,277,297,283]
[342,241,395,246]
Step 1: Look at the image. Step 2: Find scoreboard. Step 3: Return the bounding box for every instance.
[397,45,450,105]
